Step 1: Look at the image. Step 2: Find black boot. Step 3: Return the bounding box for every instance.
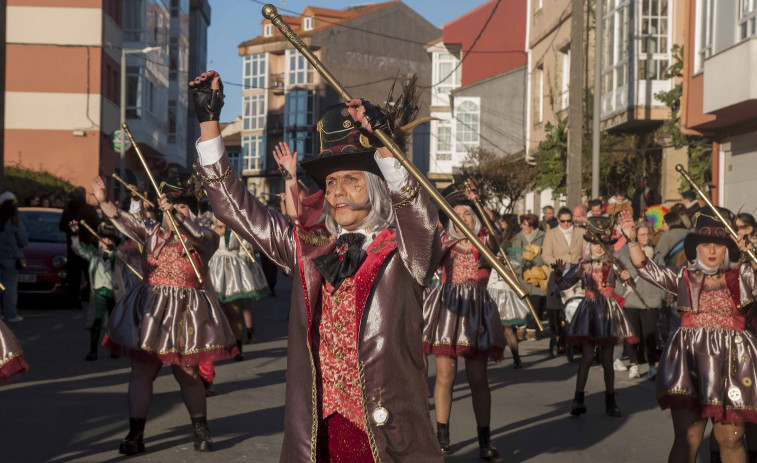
[605,391,621,417]
[85,339,98,361]
[570,391,586,416]
[477,426,498,460]
[234,340,245,361]
[203,380,216,397]
[513,351,522,369]
[245,327,255,344]
[192,416,214,452]
[711,451,723,463]
[436,422,451,455]
[119,417,146,455]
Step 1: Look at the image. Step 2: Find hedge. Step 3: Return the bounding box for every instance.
[5,165,75,202]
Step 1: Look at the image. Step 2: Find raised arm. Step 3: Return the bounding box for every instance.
[273,141,302,223]
[91,176,147,244]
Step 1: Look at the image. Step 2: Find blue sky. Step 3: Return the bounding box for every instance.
[207,0,489,120]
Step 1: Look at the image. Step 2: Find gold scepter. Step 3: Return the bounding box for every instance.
[583,226,649,309]
[0,281,6,291]
[121,123,204,284]
[676,164,757,266]
[231,229,256,263]
[465,182,544,330]
[112,173,155,207]
[261,4,528,299]
[78,221,143,281]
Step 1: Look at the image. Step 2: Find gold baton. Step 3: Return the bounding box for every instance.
[112,173,154,207]
[262,5,528,299]
[78,221,143,280]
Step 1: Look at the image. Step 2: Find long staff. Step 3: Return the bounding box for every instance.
[112,173,154,207]
[583,226,649,309]
[79,221,143,281]
[121,123,204,284]
[676,164,757,266]
[261,4,528,299]
[466,188,544,330]
[231,229,256,263]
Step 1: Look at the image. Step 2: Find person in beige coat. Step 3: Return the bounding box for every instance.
[542,207,587,356]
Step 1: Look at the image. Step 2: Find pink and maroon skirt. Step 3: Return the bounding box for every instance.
[0,320,28,383]
[422,283,505,361]
[105,283,238,365]
[657,326,757,423]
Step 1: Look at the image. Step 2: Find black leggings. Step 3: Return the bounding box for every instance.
[526,295,546,331]
[624,307,660,366]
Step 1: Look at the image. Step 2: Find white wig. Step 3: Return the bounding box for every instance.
[446,205,481,240]
[319,171,395,236]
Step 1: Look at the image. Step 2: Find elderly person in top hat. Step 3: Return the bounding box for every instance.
[190,71,442,462]
[620,208,757,463]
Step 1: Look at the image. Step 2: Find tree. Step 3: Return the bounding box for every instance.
[461,147,538,214]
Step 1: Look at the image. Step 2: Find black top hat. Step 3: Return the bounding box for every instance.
[300,103,384,190]
[160,178,201,214]
[683,207,740,262]
[98,221,121,246]
[438,184,487,229]
[583,216,618,245]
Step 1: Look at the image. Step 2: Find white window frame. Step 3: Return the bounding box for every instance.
[285,49,314,86]
[436,120,452,161]
[453,97,480,154]
[740,0,757,40]
[243,134,265,171]
[431,51,461,105]
[694,0,715,72]
[560,48,570,110]
[600,1,630,106]
[637,0,670,81]
[304,16,313,31]
[243,53,267,90]
[243,94,266,131]
[264,23,273,37]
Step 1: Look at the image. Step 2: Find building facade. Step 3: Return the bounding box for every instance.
[186,0,211,166]
[237,1,439,198]
[426,0,528,187]
[681,0,757,214]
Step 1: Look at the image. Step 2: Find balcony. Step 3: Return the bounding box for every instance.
[703,37,757,115]
[269,73,285,94]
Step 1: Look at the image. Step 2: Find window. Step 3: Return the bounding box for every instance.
[286,49,314,86]
[104,63,119,104]
[105,0,122,26]
[285,89,315,159]
[264,24,273,37]
[454,99,480,153]
[242,134,265,171]
[436,121,452,161]
[695,0,715,71]
[304,16,314,31]
[740,0,757,40]
[169,37,178,80]
[171,0,179,17]
[638,0,670,80]
[123,0,145,41]
[535,65,543,123]
[228,150,242,175]
[601,1,630,99]
[168,100,177,143]
[243,94,266,130]
[126,66,142,119]
[560,47,570,110]
[243,54,267,90]
[432,52,461,103]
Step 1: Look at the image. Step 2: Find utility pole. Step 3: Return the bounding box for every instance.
[566,0,584,207]
[0,0,6,189]
[592,0,603,199]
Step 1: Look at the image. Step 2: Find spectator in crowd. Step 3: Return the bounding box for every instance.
[52,194,65,209]
[680,190,701,215]
[41,196,51,208]
[631,177,661,221]
[510,213,547,341]
[588,199,605,218]
[669,203,693,229]
[541,205,557,231]
[24,196,40,207]
[0,192,28,322]
[59,186,100,310]
[735,213,756,249]
[656,211,689,266]
[543,207,586,356]
[606,188,633,216]
[572,203,588,226]
[616,221,666,380]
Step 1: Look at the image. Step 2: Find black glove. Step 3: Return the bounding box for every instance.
[190,74,224,122]
[360,98,390,135]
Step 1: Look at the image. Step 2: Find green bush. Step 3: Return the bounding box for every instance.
[5,165,74,203]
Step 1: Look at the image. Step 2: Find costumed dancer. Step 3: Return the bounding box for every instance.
[237,236,271,343]
[192,70,443,462]
[91,175,237,455]
[422,186,504,459]
[555,216,638,417]
[620,208,757,463]
[486,259,531,369]
[69,220,122,361]
[0,319,28,383]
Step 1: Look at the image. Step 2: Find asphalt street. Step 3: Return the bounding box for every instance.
[1,273,710,462]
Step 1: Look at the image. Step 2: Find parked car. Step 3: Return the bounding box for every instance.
[18,207,69,295]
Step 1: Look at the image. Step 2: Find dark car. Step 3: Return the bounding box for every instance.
[18,207,69,295]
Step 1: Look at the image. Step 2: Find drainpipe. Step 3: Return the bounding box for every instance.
[711,141,719,206]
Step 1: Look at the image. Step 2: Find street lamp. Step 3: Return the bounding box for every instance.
[119,46,160,205]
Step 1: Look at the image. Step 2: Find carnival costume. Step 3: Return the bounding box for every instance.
[0,320,28,383]
[196,85,444,462]
[423,225,506,361]
[638,208,757,423]
[487,267,532,327]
